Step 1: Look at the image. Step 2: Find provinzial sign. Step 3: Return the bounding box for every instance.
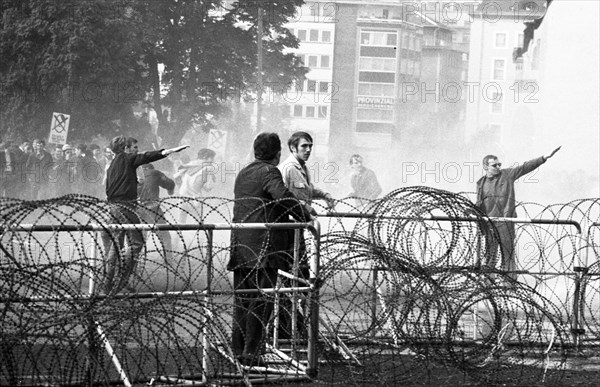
[49,112,71,145]
[357,96,395,109]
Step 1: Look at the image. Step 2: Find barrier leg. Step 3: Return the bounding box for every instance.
[307,222,320,378]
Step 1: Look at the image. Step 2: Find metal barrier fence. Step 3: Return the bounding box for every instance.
[1,189,599,386]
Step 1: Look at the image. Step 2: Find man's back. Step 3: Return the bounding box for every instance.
[139,168,174,202]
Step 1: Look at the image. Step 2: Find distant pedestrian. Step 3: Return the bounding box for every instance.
[348,154,382,208]
[138,163,176,259]
[75,143,102,196]
[25,139,53,200]
[175,148,217,223]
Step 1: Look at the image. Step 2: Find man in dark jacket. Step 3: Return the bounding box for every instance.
[101,135,188,294]
[475,146,560,276]
[138,163,176,259]
[228,132,312,366]
[25,139,54,199]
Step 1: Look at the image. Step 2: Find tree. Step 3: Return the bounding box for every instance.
[0,0,307,146]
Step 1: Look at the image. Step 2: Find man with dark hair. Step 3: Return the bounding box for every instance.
[228,132,312,366]
[279,131,335,210]
[101,135,188,294]
[25,139,53,200]
[348,154,382,208]
[476,146,561,277]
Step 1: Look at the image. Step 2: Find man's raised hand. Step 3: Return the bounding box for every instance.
[546,146,561,160]
[162,145,190,156]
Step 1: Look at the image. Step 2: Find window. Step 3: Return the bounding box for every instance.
[361,32,370,45]
[320,55,330,68]
[297,29,307,41]
[307,80,316,92]
[491,92,503,113]
[318,106,328,118]
[493,59,505,80]
[358,83,394,96]
[361,30,397,47]
[495,32,507,48]
[306,106,315,118]
[308,55,318,67]
[387,32,397,46]
[293,105,303,117]
[309,29,319,42]
[359,57,396,72]
[517,33,524,48]
[280,105,290,117]
[357,108,394,121]
[322,30,331,43]
[319,82,329,93]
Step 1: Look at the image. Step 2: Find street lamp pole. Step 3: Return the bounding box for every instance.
[255,4,264,134]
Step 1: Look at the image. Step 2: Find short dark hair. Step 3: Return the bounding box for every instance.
[254,132,281,161]
[287,131,313,152]
[32,138,45,146]
[197,148,216,160]
[482,154,498,166]
[76,143,87,152]
[110,136,127,154]
[125,137,138,148]
[349,154,363,165]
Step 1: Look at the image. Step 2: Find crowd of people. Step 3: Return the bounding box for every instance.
[1,131,561,368]
[0,139,113,199]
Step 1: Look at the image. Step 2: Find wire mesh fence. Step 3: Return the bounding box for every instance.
[1,189,599,386]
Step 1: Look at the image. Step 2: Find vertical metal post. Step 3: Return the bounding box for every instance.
[273,276,281,348]
[255,5,264,134]
[307,221,320,378]
[202,229,214,383]
[291,229,300,356]
[86,231,99,387]
[571,227,585,349]
[370,268,378,337]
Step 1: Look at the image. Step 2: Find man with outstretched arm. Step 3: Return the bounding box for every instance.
[101,135,188,294]
[476,146,561,278]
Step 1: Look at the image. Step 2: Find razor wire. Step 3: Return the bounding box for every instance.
[1,188,599,386]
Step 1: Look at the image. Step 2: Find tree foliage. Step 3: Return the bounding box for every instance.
[0,0,306,146]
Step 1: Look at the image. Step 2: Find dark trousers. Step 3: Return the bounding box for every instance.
[100,203,144,294]
[482,221,516,279]
[139,202,172,257]
[231,267,279,358]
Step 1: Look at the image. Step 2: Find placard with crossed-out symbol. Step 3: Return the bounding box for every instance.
[208,129,227,152]
[51,113,69,133]
[49,112,70,145]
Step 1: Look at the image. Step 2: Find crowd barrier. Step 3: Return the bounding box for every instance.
[1,189,599,386]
